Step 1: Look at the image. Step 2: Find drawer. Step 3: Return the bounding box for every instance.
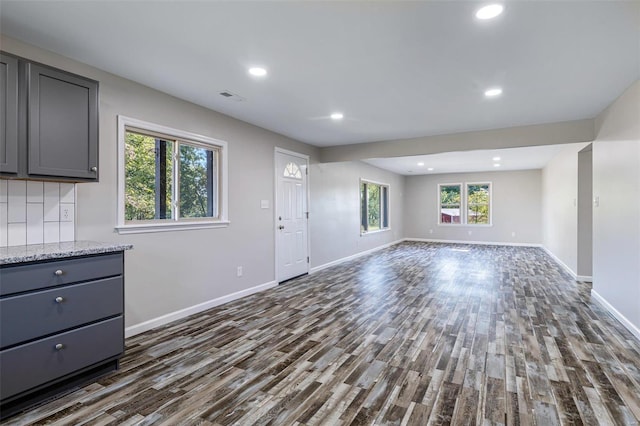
[0,253,123,296]
[0,316,123,399]
[0,276,123,348]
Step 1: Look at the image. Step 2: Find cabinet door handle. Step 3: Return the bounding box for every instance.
[90,166,98,172]
[54,269,64,276]
[55,343,64,351]
[278,225,284,230]
[55,296,64,303]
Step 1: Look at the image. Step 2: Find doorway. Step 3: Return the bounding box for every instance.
[275,148,309,282]
[577,144,593,281]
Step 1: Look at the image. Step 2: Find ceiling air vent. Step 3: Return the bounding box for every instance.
[219,90,246,102]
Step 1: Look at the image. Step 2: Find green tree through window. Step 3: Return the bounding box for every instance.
[438,182,491,225]
[467,184,490,224]
[360,180,389,233]
[124,130,218,222]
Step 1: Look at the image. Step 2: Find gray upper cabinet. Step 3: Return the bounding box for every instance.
[0,51,99,182]
[28,64,98,180]
[0,53,19,174]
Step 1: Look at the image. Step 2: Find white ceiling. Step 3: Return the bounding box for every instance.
[1,1,638,148]
[363,144,576,176]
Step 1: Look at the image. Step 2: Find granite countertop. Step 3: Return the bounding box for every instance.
[0,241,133,265]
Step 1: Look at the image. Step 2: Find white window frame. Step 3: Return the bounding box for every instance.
[438,181,492,226]
[116,115,229,234]
[437,182,463,226]
[466,181,492,226]
[360,178,391,235]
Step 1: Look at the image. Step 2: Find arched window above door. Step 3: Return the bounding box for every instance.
[283,161,302,179]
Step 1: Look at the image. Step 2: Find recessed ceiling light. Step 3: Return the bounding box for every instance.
[330,112,344,120]
[476,4,504,20]
[248,67,267,77]
[492,156,501,161]
[485,87,503,97]
[427,167,434,171]
[494,163,501,167]
[417,162,425,166]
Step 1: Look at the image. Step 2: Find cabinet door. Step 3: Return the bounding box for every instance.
[0,53,19,174]
[28,64,98,180]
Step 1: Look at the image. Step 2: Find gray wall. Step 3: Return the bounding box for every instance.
[592,80,640,333]
[404,170,542,244]
[541,143,589,274]
[309,161,404,269]
[1,36,323,329]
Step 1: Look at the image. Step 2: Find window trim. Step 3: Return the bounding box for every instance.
[360,178,391,235]
[466,181,492,226]
[116,115,229,234]
[438,181,492,226]
[437,182,463,226]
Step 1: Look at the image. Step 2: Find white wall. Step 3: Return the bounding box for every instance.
[592,80,640,335]
[541,143,590,275]
[309,161,404,270]
[404,170,542,245]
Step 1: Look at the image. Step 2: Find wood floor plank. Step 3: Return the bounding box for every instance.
[3,242,640,425]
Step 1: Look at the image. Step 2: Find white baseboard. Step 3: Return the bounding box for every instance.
[310,239,404,274]
[541,246,578,279]
[404,237,542,248]
[591,290,640,341]
[577,275,593,282]
[125,280,277,338]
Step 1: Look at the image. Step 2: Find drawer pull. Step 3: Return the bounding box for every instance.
[55,296,65,303]
[54,343,64,351]
[54,269,64,276]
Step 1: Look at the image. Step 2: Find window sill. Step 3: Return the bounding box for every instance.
[116,220,230,234]
[360,228,391,236]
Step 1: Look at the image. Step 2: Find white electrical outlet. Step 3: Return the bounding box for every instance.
[468,230,472,235]
[512,232,516,237]
[237,266,243,277]
[429,229,433,234]
[60,204,74,222]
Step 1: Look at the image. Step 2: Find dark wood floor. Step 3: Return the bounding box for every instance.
[4,242,640,425]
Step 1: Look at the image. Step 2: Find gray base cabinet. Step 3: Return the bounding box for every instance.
[0,51,99,182]
[0,252,125,419]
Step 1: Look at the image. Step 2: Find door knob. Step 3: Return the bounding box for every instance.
[278,225,284,230]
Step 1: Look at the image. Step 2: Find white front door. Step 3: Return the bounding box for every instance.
[275,149,309,282]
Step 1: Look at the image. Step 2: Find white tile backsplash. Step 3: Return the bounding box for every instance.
[27,203,45,244]
[60,221,75,242]
[27,181,44,203]
[44,182,60,222]
[7,181,26,223]
[60,183,75,203]
[0,202,7,246]
[1,180,76,247]
[44,221,60,243]
[0,180,7,203]
[8,223,27,246]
